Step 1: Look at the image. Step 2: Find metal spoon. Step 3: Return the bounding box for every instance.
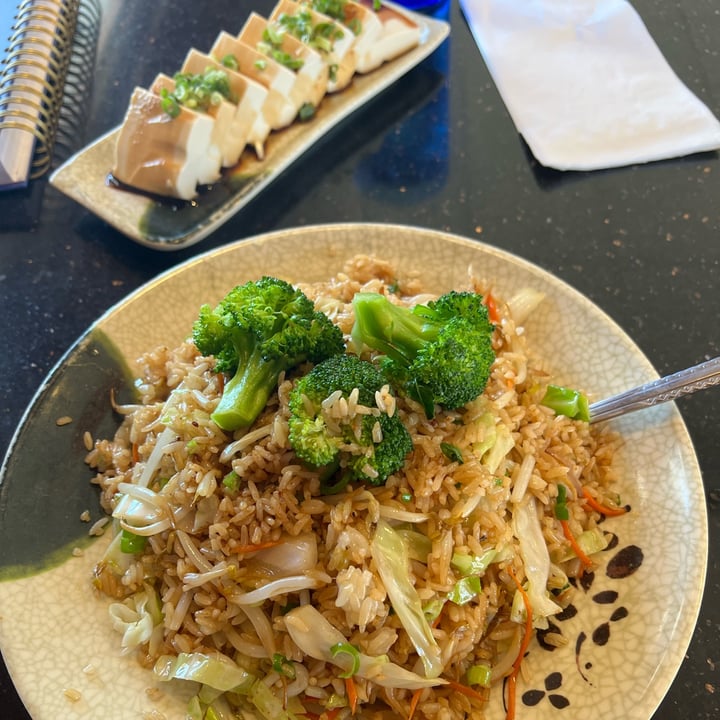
[589,356,720,424]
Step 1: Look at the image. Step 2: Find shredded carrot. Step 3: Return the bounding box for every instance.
[446,679,489,703]
[431,603,446,629]
[559,519,594,571]
[581,487,629,517]
[345,676,358,715]
[484,292,501,324]
[131,442,139,463]
[232,539,284,554]
[505,567,533,720]
[407,688,423,720]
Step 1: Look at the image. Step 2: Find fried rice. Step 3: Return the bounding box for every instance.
[86,254,622,720]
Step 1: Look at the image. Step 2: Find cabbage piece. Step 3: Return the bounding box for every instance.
[99,527,135,577]
[396,528,432,563]
[108,583,163,653]
[450,548,497,576]
[370,520,443,678]
[245,533,318,577]
[284,605,446,690]
[512,497,562,627]
[229,572,330,605]
[248,677,298,720]
[481,421,514,475]
[552,527,609,564]
[356,654,447,689]
[153,651,255,693]
[506,288,546,325]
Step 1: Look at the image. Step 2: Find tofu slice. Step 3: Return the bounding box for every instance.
[239,12,329,110]
[269,0,357,92]
[355,0,421,71]
[112,86,220,200]
[210,31,298,128]
[151,72,244,170]
[181,48,271,159]
[300,0,383,74]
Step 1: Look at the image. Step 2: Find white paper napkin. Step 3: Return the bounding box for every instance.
[459,0,720,171]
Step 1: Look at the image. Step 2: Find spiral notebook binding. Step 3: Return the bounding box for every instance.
[0,0,80,180]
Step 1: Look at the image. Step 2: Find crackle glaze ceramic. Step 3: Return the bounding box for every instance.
[0,225,706,720]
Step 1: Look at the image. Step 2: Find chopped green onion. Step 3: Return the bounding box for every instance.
[422,598,445,624]
[221,53,239,71]
[159,88,180,118]
[163,67,235,117]
[271,653,297,680]
[448,575,482,605]
[440,442,464,464]
[223,470,239,492]
[120,528,147,554]
[373,0,381,10]
[254,58,267,70]
[298,102,316,121]
[466,663,492,688]
[330,641,360,678]
[541,384,590,422]
[263,24,285,46]
[400,490,413,503]
[554,483,570,521]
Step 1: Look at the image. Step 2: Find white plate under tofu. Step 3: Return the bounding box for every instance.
[181,48,271,159]
[239,12,329,111]
[151,72,244,170]
[269,0,357,93]
[210,31,298,129]
[112,86,220,200]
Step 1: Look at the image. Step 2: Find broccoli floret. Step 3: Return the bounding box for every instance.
[351,291,495,417]
[192,277,345,431]
[288,354,413,491]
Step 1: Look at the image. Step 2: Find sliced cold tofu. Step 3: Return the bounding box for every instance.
[210,31,298,128]
[239,12,329,111]
[356,0,420,70]
[269,0,357,93]
[112,86,219,200]
[304,0,383,74]
[181,48,271,159]
[151,72,244,170]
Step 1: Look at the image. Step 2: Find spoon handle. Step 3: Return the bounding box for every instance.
[589,356,720,424]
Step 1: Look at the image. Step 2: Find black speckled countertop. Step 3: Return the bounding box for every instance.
[1,0,718,717]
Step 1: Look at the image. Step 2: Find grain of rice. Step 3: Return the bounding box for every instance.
[88,517,109,536]
[56,416,72,426]
[63,688,81,702]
